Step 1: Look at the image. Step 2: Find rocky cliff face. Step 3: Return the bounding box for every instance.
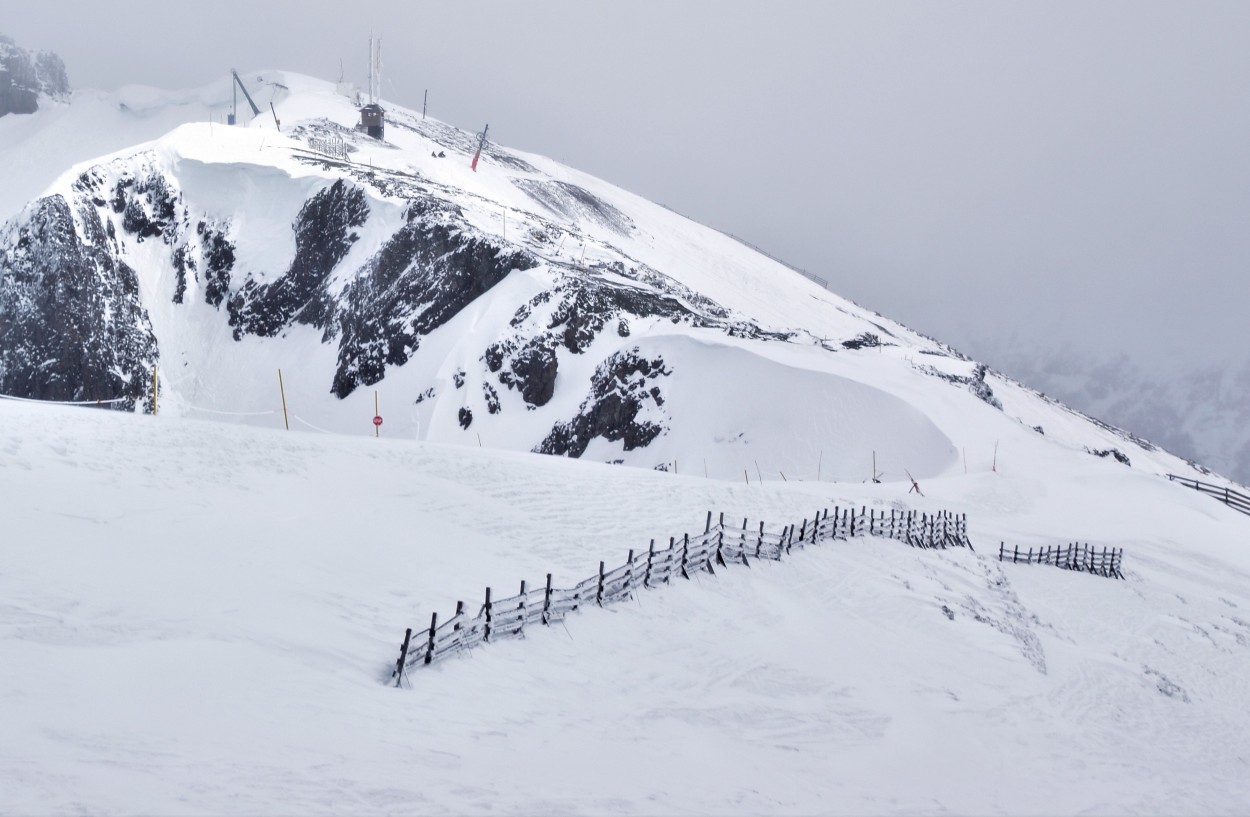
[0,195,156,408]
[0,34,70,117]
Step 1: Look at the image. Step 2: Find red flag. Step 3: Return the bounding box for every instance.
[471,148,481,172]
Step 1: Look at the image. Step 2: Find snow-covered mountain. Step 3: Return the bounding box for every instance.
[0,70,1232,490]
[5,67,1250,815]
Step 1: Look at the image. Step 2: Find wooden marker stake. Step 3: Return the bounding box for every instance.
[278,369,289,430]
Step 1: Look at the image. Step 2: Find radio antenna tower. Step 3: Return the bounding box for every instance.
[367,35,382,104]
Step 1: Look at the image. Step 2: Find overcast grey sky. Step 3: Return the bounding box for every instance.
[8,1,1250,375]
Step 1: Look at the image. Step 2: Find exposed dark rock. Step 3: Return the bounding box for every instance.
[228,180,368,339]
[171,245,194,304]
[482,382,501,414]
[1087,447,1131,466]
[966,364,1002,409]
[329,196,538,397]
[537,349,671,458]
[452,370,465,388]
[458,406,473,429]
[200,225,235,308]
[842,332,881,350]
[510,339,558,407]
[546,281,692,354]
[0,195,156,409]
[913,360,1002,410]
[0,35,69,117]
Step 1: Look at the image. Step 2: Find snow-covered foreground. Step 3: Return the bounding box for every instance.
[3,399,1250,815]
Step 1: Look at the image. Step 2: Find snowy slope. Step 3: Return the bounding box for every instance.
[2,398,1250,814]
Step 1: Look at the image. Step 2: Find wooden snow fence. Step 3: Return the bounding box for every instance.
[997,542,1124,579]
[391,506,972,684]
[1166,474,1250,517]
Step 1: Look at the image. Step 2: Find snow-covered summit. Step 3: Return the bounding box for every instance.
[0,69,1237,492]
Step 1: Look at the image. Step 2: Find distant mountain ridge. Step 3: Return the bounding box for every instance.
[993,347,1250,485]
[0,34,69,116]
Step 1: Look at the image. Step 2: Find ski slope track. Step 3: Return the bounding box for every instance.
[2,71,1250,814]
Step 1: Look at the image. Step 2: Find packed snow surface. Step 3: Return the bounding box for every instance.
[2,399,1250,815]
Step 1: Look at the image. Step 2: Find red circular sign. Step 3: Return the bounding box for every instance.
[373,415,383,426]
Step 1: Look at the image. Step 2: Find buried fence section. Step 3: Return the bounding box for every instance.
[1166,474,1250,517]
[997,541,1124,579]
[393,503,977,682]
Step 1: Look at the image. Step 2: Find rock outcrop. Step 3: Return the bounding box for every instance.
[0,34,70,117]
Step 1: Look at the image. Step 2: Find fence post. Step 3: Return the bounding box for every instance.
[625,549,635,594]
[518,580,527,634]
[798,518,807,547]
[645,540,655,587]
[543,575,553,624]
[394,627,412,687]
[424,612,438,665]
[680,534,690,579]
[484,587,493,642]
[715,519,730,568]
[1013,545,1019,564]
[755,520,764,560]
[597,561,606,605]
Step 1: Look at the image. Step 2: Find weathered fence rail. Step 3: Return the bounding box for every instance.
[392,505,971,683]
[1166,474,1250,517]
[997,541,1124,579]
